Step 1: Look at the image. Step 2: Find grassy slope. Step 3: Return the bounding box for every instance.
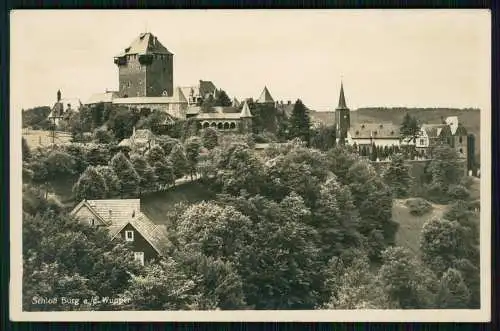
[393,177,481,256]
[141,181,215,224]
[23,130,72,149]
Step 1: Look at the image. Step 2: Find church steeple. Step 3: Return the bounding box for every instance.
[335,79,350,143]
[336,81,348,110]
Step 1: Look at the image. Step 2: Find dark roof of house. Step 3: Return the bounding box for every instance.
[349,123,400,139]
[257,86,274,104]
[421,124,453,138]
[71,199,169,256]
[199,80,217,96]
[116,32,173,57]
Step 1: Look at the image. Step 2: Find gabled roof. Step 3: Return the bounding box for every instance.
[422,124,447,138]
[86,91,119,105]
[240,101,252,118]
[72,198,169,256]
[257,86,274,104]
[231,98,240,108]
[134,129,155,141]
[199,80,217,96]
[116,32,173,57]
[349,123,400,139]
[171,87,187,103]
[109,213,169,256]
[112,96,188,105]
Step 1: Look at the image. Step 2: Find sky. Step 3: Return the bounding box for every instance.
[10,9,490,112]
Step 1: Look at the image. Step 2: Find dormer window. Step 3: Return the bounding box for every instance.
[125,230,134,242]
[379,124,383,129]
[390,131,394,135]
[374,131,378,136]
[355,131,359,135]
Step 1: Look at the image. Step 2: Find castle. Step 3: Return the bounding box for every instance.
[85,32,254,133]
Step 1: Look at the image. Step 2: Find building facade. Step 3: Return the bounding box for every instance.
[70,199,168,265]
[114,32,174,98]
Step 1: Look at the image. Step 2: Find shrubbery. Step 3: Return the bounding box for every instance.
[405,198,433,216]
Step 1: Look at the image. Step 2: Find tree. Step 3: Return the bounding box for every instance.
[201,127,219,150]
[436,268,471,308]
[326,146,360,185]
[420,218,471,276]
[45,149,76,180]
[168,144,189,179]
[93,127,115,144]
[107,106,140,141]
[288,99,311,145]
[427,145,464,200]
[130,154,157,194]
[85,146,110,167]
[382,153,412,198]
[310,125,336,151]
[184,136,202,179]
[219,193,323,309]
[400,113,420,144]
[72,166,108,200]
[22,137,31,160]
[215,143,265,196]
[118,258,197,310]
[346,160,398,260]
[326,251,394,309]
[377,246,438,308]
[145,145,166,165]
[156,135,181,155]
[23,211,142,311]
[110,152,140,197]
[214,89,232,107]
[95,165,121,198]
[153,160,175,188]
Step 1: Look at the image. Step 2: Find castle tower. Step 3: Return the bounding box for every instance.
[335,81,350,142]
[256,86,274,104]
[239,100,253,133]
[114,32,174,98]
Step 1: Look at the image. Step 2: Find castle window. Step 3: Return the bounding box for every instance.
[125,230,134,242]
[459,148,463,153]
[459,136,463,143]
[361,124,365,129]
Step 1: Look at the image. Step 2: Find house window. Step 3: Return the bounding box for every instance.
[419,139,425,146]
[459,136,463,143]
[134,252,145,266]
[90,219,95,226]
[125,230,134,242]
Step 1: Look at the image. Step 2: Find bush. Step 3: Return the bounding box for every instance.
[447,185,470,201]
[405,198,433,216]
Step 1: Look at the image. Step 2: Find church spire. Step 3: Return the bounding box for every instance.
[336,80,348,110]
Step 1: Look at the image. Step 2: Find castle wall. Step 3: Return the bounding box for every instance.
[146,54,173,97]
[118,55,147,97]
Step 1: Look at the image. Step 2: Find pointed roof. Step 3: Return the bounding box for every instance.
[231,97,240,108]
[116,32,173,57]
[171,87,188,103]
[257,86,274,104]
[336,81,348,110]
[240,101,252,118]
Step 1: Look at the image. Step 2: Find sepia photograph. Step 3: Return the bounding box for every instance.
[10,9,491,322]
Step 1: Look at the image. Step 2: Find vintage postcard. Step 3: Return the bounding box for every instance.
[10,9,491,322]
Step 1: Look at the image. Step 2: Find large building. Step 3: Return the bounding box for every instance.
[114,32,174,98]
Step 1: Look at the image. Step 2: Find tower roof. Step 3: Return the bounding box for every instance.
[116,32,173,57]
[240,101,253,118]
[171,87,187,103]
[257,86,274,104]
[336,81,348,110]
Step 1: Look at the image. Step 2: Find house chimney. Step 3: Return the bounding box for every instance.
[132,210,135,218]
[57,90,61,102]
[108,209,112,222]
